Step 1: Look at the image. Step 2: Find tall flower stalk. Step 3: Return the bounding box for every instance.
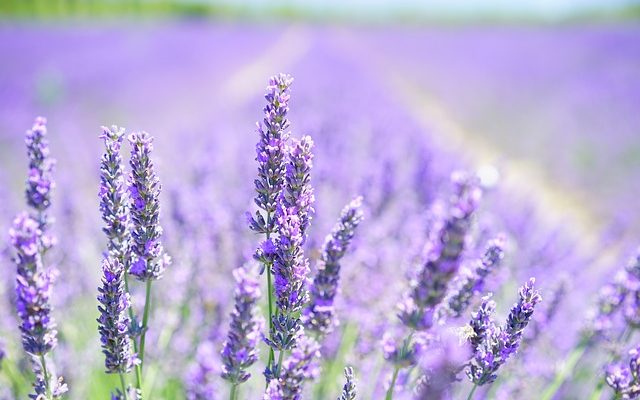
[304,196,364,337]
[127,131,171,392]
[248,74,293,370]
[98,126,137,395]
[221,266,264,399]
[9,117,66,399]
[386,172,481,399]
[264,136,315,379]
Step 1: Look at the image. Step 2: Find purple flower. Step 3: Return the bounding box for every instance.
[304,196,364,336]
[467,278,542,385]
[185,342,220,400]
[440,236,505,319]
[264,380,283,400]
[248,73,293,236]
[99,126,131,265]
[127,131,171,281]
[9,212,66,398]
[399,172,482,331]
[270,335,321,400]
[221,266,264,385]
[339,366,357,400]
[24,117,56,223]
[97,256,135,374]
[382,331,429,368]
[280,136,315,242]
[606,345,640,398]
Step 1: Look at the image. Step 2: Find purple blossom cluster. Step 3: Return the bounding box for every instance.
[398,172,482,331]
[606,345,640,398]
[128,131,171,281]
[466,278,542,386]
[304,196,364,336]
[9,117,67,399]
[221,266,263,385]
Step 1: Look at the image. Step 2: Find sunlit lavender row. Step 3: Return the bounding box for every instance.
[1,23,640,400]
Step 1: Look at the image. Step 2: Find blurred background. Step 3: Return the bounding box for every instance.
[1,1,640,399]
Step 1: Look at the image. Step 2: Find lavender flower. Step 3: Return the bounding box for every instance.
[127,131,171,281]
[264,380,283,400]
[186,342,219,400]
[606,345,640,398]
[440,236,505,319]
[399,172,482,331]
[97,256,135,374]
[304,196,364,336]
[467,278,542,385]
[10,213,66,398]
[265,207,309,353]
[339,367,357,400]
[99,126,130,264]
[25,117,56,225]
[270,335,321,400]
[111,387,141,400]
[221,266,264,385]
[248,74,293,237]
[280,136,315,241]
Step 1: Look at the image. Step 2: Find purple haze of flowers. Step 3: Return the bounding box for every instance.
[304,196,364,336]
[591,250,640,337]
[25,117,56,227]
[264,380,283,400]
[221,265,264,385]
[440,236,506,319]
[248,73,293,239]
[99,126,131,264]
[339,367,357,400]
[97,256,135,374]
[10,213,67,398]
[127,131,171,281]
[266,335,321,400]
[467,278,542,386]
[398,172,482,331]
[606,345,640,398]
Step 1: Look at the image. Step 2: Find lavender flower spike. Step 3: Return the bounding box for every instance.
[304,196,364,336]
[606,345,640,398]
[339,367,357,400]
[271,335,321,400]
[127,131,171,281]
[99,126,130,264]
[467,278,542,386]
[399,172,482,331]
[441,236,505,319]
[25,117,56,225]
[10,213,67,398]
[97,256,135,374]
[248,73,293,238]
[280,136,315,241]
[221,265,264,385]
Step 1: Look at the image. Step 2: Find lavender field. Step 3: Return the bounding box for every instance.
[1,19,640,400]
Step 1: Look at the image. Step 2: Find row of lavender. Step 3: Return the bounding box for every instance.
[1,71,638,400]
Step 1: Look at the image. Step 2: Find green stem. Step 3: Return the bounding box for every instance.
[230,384,237,400]
[139,280,153,366]
[588,381,605,400]
[119,373,129,400]
[124,274,142,391]
[137,279,153,393]
[38,354,51,399]
[385,366,400,400]
[276,349,285,377]
[267,259,275,366]
[466,383,478,400]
